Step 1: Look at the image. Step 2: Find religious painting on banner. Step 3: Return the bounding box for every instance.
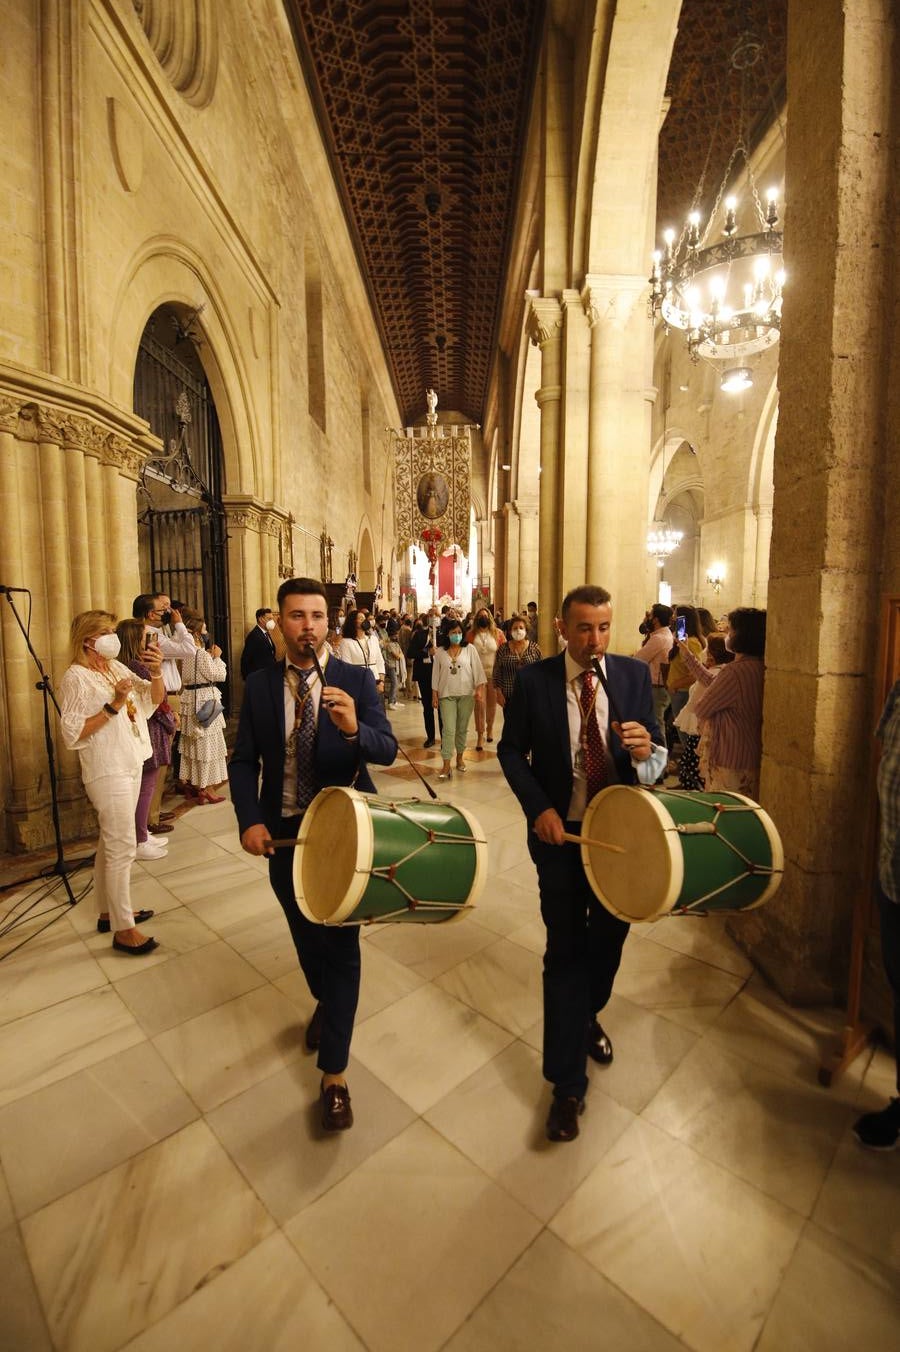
[393,430,472,554]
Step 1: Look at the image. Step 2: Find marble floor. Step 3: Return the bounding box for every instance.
[1,700,899,1352]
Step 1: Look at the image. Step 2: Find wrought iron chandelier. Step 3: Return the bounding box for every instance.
[649,30,785,387]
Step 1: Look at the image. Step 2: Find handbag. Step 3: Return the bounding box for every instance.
[191,652,223,728]
[196,697,224,728]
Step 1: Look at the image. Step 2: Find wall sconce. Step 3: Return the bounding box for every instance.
[706,564,725,594]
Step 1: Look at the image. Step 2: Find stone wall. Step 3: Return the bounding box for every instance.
[0,0,399,851]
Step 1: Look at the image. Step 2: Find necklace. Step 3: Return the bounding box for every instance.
[94,664,139,733]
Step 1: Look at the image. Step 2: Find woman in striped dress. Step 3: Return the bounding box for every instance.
[677,608,766,799]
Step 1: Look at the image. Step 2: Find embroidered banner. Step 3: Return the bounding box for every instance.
[393,431,472,553]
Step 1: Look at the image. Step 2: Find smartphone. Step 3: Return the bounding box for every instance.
[675,616,687,642]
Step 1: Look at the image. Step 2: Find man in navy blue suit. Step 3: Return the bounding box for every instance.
[229,577,397,1132]
[498,585,665,1142]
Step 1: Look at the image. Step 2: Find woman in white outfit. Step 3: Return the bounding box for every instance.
[466,607,504,749]
[337,609,385,696]
[59,610,165,955]
[431,619,486,779]
[179,615,229,803]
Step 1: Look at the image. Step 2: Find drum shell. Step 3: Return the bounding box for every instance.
[580,786,783,923]
[293,787,487,925]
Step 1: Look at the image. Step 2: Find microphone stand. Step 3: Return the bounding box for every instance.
[0,587,89,960]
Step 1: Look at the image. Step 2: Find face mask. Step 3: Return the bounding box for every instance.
[161,610,172,626]
[265,619,276,631]
[91,633,121,660]
[449,633,462,645]
[476,617,490,628]
[511,627,526,641]
[362,620,371,634]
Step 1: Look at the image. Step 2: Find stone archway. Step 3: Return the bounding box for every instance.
[133,302,233,701]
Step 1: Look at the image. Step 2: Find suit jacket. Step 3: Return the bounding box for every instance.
[240,624,278,679]
[228,656,398,837]
[497,651,662,826]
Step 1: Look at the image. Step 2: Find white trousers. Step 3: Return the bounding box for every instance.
[85,769,141,931]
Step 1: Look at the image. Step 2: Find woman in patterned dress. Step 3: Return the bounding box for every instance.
[179,615,228,804]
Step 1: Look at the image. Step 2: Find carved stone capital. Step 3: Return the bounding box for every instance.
[259,512,283,540]
[0,394,22,433]
[226,507,262,533]
[103,434,147,480]
[581,274,648,329]
[526,296,562,348]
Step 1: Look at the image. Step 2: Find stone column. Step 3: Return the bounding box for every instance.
[733,0,897,1002]
[582,274,650,646]
[526,296,562,652]
[558,289,591,590]
[516,500,540,618]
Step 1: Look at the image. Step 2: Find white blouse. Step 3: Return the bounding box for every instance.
[432,644,486,698]
[59,660,154,784]
[337,634,385,679]
[470,630,500,675]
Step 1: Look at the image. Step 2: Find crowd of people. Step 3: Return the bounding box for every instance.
[57,579,900,1155]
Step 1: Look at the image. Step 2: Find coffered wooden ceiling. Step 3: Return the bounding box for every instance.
[284,1,786,429]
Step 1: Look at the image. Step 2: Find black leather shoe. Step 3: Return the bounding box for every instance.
[321,1080,353,1131]
[587,1019,614,1065]
[546,1095,584,1142]
[112,936,158,956]
[98,909,154,934]
[423,738,436,748]
[305,1003,323,1052]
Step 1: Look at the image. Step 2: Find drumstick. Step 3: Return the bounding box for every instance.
[305,643,438,799]
[561,831,625,853]
[396,744,439,800]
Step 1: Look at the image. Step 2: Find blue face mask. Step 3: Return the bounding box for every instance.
[449,633,462,645]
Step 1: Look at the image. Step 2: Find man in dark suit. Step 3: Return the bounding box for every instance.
[240,607,278,678]
[229,578,397,1132]
[498,584,665,1143]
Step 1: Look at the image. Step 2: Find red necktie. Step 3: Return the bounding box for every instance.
[580,670,608,802]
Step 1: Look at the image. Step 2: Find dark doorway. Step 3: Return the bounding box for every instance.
[133,306,232,710]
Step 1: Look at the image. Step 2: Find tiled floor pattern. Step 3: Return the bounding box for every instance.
[1,700,898,1351]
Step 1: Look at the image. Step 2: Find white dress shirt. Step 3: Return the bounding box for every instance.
[563,651,667,821]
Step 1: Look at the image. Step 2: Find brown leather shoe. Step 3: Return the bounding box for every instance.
[305,1003,323,1052]
[587,1019,614,1065]
[546,1095,584,1142]
[321,1080,353,1131]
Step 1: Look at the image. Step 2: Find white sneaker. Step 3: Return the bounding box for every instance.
[147,832,170,845]
[135,841,168,861]
[389,702,404,709]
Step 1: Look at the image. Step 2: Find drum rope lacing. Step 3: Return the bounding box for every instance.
[658,790,783,915]
[330,800,487,924]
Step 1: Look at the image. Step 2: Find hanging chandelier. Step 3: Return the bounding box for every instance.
[646,525,683,569]
[649,30,785,383]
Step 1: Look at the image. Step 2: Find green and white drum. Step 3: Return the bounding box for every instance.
[293,787,487,925]
[580,786,784,922]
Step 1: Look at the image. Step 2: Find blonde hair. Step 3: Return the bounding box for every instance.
[115,617,146,665]
[70,610,117,666]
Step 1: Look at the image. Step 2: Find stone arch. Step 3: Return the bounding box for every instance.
[107,238,262,497]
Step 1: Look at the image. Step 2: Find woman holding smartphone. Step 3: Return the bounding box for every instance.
[59,611,165,953]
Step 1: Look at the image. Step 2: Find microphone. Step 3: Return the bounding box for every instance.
[0,585,29,594]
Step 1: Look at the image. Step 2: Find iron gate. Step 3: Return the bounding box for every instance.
[134,321,232,711]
